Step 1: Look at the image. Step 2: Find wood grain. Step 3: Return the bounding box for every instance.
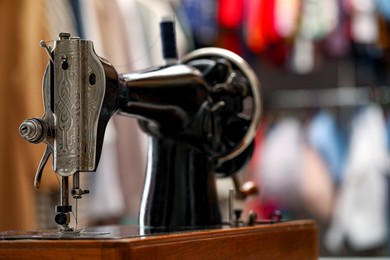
[0,220,317,259]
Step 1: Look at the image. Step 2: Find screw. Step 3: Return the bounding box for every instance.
[269,210,282,223]
[59,32,71,40]
[234,209,243,221]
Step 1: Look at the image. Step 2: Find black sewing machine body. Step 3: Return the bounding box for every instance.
[18,18,261,233]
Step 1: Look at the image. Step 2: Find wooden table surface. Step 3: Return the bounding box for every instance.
[0,220,318,259]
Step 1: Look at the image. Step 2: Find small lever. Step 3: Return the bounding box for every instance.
[232,176,258,200]
[39,40,54,63]
[34,146,51,189]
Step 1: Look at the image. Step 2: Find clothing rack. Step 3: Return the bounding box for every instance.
[268,86,390,109]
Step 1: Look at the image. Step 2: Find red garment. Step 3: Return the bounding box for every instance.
[249,116,268,170]
[246,0,281,53]
[218,0,244,29]
[246,0,267,52]
[263,0,281,44]
[216,30,245,56]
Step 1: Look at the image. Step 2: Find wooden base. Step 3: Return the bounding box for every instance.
[0,220,317,259]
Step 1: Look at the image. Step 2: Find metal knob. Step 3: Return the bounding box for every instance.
[19,118,46,143]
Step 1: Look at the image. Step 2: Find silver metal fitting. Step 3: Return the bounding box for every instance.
[19,118,46,144]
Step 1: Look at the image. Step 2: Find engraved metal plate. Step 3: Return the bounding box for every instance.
[53,38,105,176]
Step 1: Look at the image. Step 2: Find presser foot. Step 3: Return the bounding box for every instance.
[58,226,86,236]
[58,223,73,233]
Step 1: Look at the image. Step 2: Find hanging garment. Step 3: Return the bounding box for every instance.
[255,117,304,208]
[254,115,336,221]
[244,0,281,53]
[116,0,151,71]
[298,0,339,41]
[350,0,379,44]
[181,0,218,46]
[274,0,300,39]
[241,0,301,65]
[300,144,335,222]
[249,117,269,171]
[245,0,268,53]
[290,0,339,73]
[262,0,281,44]
[218,0,244,30]
[375,0,390,21]
[386,113,390,150]
[243,117,270,219]
[88,123,125,222]
[306,110,346,184]
[324,0,350,58]
[325,104,390,252]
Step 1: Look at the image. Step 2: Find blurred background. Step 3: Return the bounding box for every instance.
[1,0,390,257]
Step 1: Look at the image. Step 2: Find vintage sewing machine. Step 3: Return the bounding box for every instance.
[0,19,317,259]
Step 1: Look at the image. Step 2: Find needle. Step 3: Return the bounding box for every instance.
[75,197,78,230]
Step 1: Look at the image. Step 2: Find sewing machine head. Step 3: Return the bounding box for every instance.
[19,19,261,234]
